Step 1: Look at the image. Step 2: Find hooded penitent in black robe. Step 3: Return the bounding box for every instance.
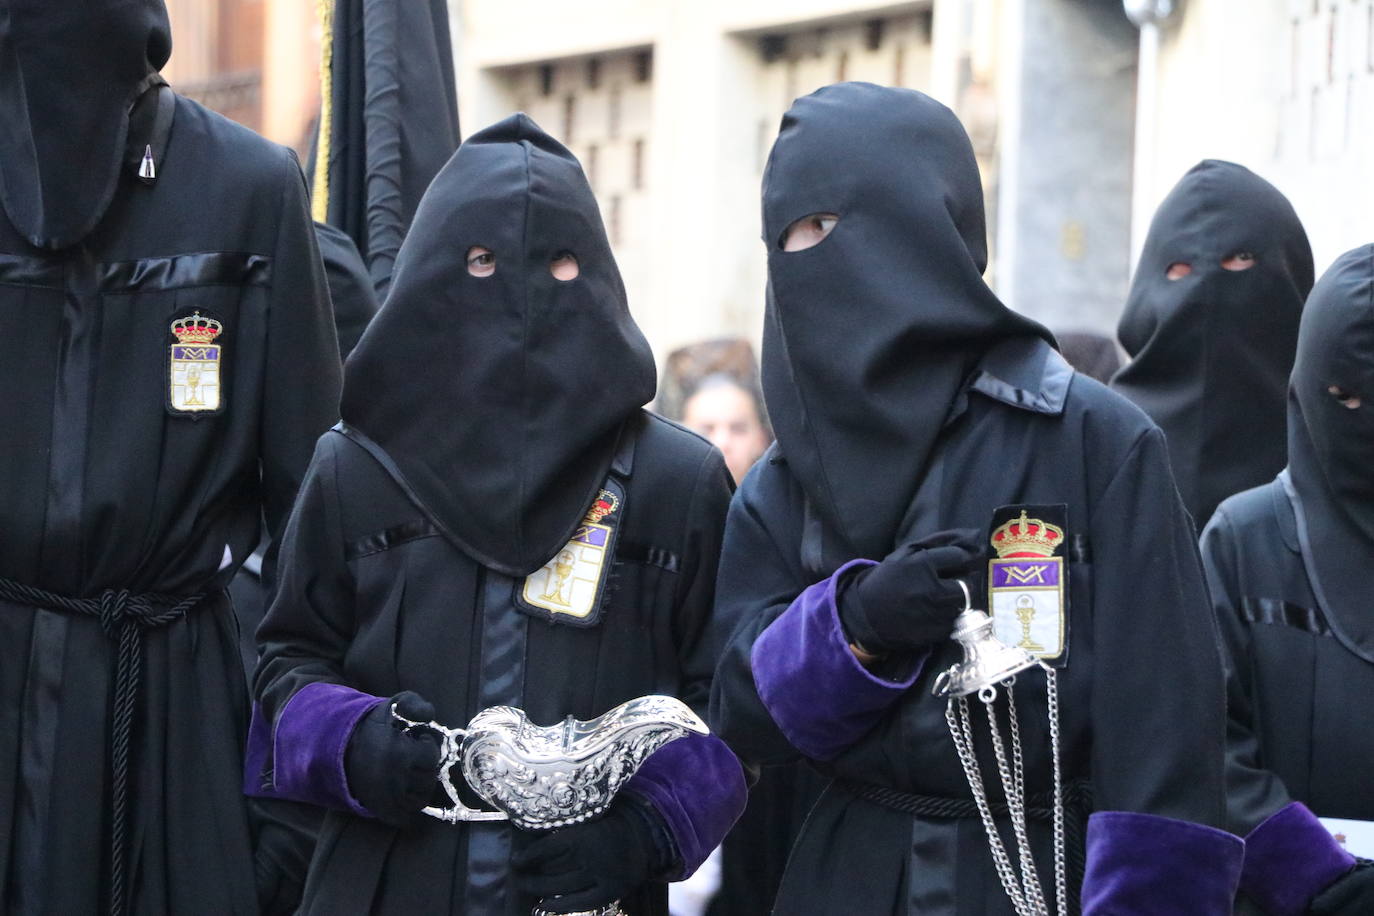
[1202,245,1374,914]
[707,82,1243,915]
[1111,160,1313,529]
[0,3,342,914]
[249,115,746,916]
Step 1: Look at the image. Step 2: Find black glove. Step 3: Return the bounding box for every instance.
[1310,861,1374,914]
[511,796,674,912]
[838,528,983,654]
[343,690,441,827]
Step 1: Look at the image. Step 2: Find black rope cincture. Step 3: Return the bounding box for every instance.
[0,578,202,916]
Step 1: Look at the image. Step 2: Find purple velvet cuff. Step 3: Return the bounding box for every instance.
[750,559,922,761]
[1081,811,1243,914]
[264,682,385,816]
[1242,802,1356,916]
[623,732,747,881]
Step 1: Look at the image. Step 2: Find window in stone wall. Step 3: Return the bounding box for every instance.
[563,94,576,145]
[608,85,622,139]
[1285,0,1373,159]
[487,48,654,280]
[751,11,934,160]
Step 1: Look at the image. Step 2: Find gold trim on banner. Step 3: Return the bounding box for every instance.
[311,0,335,222]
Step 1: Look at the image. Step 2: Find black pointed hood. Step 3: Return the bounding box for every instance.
[0,0,172,250]
[1285,244,1374,660]
[341,114,656,576]
[760,82,1053,561]
[1112,160,1313,526]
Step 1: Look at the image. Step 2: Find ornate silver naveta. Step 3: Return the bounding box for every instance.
[934,582,1067,916]
[394,695,708,916]
[391,694,708,829]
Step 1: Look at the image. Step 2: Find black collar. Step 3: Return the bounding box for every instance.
[967,336,1072,418]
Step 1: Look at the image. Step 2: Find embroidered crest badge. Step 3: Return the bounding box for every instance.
[168,311,225,416]
[987,505,1069,664]
[518,482,624,627]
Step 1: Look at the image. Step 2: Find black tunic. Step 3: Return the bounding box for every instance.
[1202,479,1374,830]
[0,94,342,913]
[254,412,732,915]
[1203,243,1374,844]
[708,338,1230,914]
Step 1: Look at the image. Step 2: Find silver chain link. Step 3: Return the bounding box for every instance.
[982,684,1047,913]
[944,669,1066,916]
[946,696,1030,914]
[1045,664,1067,916]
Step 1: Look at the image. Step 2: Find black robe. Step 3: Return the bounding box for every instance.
[0,94,341,913]
[253,412,732,915]
[1201,244,1374,912]
[1202,479,1374,829]
[708,338,1232,914]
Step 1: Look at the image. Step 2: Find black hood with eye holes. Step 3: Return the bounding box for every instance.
[1111,160,1313,527]
[341,114,656,577]
[0,0,172,250]
[1286,244,1374,660]
[760,82,1053,562]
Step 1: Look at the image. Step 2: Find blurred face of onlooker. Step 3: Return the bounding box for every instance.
[682,380,770,485]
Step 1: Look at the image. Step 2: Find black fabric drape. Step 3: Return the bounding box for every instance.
[313,0,460,298]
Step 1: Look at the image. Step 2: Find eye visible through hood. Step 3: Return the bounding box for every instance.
[759,81,1053,561]
[1285,244,1374,660]
[341,114,657,576]
[1111,160,1313,527]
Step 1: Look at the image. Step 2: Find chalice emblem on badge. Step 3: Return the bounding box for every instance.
[169,312,224,413]
[988,510,1066,660]
[523,489,621,620]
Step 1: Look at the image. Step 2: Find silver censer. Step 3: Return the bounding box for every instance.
[933,582,1067,916]
[393,694,709,916]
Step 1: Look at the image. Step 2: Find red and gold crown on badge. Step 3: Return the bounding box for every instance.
[583,490,620,525]
[991,510,1064,558]
[171,312,223,344]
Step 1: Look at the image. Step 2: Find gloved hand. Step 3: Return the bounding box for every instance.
[1310,861,1374,914]
[343,690,441,827]
[838,528,983,654]
[512,796,674,912]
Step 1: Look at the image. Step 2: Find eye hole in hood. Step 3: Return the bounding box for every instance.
[341,113,656,577]
[466,246,495,277]
[780,213,839,252]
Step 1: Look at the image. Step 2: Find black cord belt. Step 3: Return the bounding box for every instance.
[837,777,1093,912]
[0,577,204,916]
